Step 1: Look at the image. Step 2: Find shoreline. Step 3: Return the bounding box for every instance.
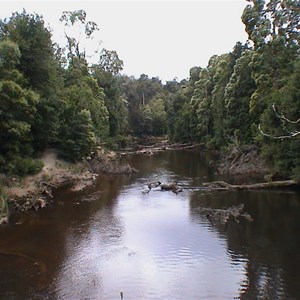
[1,147,137,225]
[1,149,98,224]
[0,143,279,226]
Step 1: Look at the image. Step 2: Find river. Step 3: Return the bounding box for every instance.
[0,150,300,299]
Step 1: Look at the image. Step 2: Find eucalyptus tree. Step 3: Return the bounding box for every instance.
[191,64,214,143]
[242,0,300,48]
[242,0,299,113]
[225,49,257,144]
[62,62,109,143]
[60,9,99,68]
[91,49,128,137]
[58,10,109,158]
[121,74,166,136]
[209,53,237,147]
[149,97,168,136]
[242,0,300,178]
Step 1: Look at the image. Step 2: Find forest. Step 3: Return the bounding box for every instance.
[0,0,299,180]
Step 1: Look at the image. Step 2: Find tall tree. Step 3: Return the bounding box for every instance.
[242,0,300,178]
[0,10,64,149]
[60,9,99,68]
[60,109,96,161]
[0,40,40,173]
[58,10,109,157]
[92,49,128,137]
[242,0,300,49]
[225,49,257,144]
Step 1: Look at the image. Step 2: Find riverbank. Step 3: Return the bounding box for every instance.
[217,144,270,176]
[0,149,96,224]
[0,147,137,224]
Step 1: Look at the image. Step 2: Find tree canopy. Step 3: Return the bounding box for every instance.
[0,3,299,179]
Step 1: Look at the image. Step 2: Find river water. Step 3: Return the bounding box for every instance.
[0,150,300,300]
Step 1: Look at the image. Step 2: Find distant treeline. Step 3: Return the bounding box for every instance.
[0,1,299,179]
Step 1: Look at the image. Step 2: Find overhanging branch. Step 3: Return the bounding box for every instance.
[258,104,300,139]
[258,124,300,139]
[272,104,300,124]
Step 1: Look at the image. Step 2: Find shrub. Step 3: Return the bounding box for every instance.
[14,158,44,176]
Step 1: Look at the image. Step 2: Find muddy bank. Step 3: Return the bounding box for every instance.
[1,148,137,224]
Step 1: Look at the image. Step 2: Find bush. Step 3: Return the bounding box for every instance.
[14,158,44,176]
[58,109,96,161]
[105,135,133,150]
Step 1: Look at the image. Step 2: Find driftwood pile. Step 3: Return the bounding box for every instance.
[143,181,253,226]
[8,181,54,213]
[143,181,183,194]
[85,148,138,174]
[122,141,204,156]
[217,144,268,175]
[199,203,253,226]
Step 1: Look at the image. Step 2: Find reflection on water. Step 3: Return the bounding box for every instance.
[0,151,300,299]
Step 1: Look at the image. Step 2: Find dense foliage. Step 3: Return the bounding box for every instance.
[0,1,299,179]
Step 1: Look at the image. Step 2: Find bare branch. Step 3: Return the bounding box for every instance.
[258,124,300,139]
[272,104,300,124]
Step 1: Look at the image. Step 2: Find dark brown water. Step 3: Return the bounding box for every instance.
[0,150,300,300]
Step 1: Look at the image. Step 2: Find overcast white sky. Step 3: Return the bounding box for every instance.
[0,0,249,81]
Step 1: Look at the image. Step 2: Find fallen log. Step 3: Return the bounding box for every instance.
[143,179,298,195]
[172,143,204,150]
[203,180,298,190]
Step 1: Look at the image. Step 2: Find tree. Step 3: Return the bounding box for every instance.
[149,98,167,136]
[259,104,300,139]
[0,10,65,149]
[60,109,96,161]
[91,50,128,137]
[58,10,109,155]
[225,49,257,144]
[0,40,40,174]
[242,0,300,49]
[98,48,123,75]
[62,72,109,140]
[241,0,300,179]
[0,10,56,91]
[60,9,99,68]
[121,74,165,136]
[191,66,213,142]
[257,58,300,179]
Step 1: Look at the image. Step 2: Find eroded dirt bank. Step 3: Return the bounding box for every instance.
[217,145,270,176]
[1,148,137,224]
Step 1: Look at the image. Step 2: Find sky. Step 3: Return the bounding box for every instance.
[0,0,249,82]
